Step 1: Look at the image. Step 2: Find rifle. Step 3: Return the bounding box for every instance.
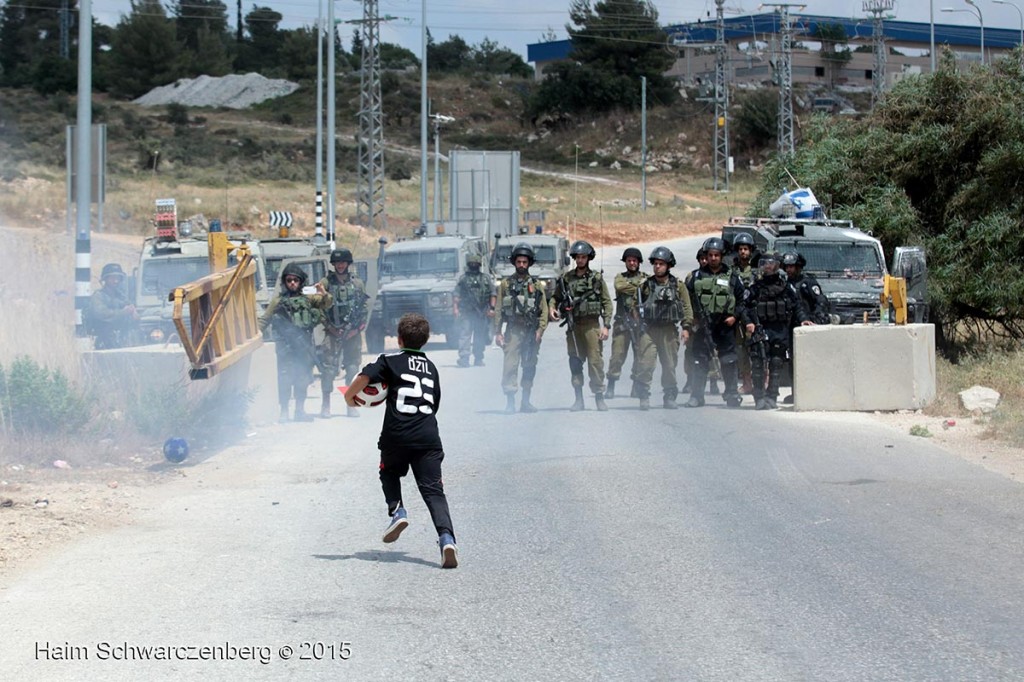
[748,323,769,368]
[623,285,645,350]
[695,299,722,381]
[556,275,582,358]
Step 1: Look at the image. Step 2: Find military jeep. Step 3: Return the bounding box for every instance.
[722,216,928,324]
[364,235,490,352]
[490,233,570,296]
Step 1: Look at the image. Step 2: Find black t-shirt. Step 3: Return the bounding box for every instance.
[361,350,442,452]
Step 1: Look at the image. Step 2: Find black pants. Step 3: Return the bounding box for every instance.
[380,448,455,539]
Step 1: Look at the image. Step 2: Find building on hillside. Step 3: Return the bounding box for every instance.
[527,13,1020,92]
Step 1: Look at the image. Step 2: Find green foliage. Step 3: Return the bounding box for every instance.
[0,357,89,436]
[108,0,182,98]
[733,89,778,153]
[909,424,933,438]
[753,50,1024,355]
[528,0,675,119]
[165,102,189,126]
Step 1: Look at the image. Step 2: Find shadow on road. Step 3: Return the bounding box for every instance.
[313,551,437,568]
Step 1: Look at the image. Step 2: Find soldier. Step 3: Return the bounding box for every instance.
[782,251,831,324]
[731,232,758,394]
[494,243,549,414]
[682,248,707,394]
[317,248,369,418]
[606,247,647,399]
[453,253,497,368]
[685,237,745,408]
[634,247,694,410]
[549,240,613,412]
[740,252,813,410]
[260,264,333,422]
[89,263,138,349]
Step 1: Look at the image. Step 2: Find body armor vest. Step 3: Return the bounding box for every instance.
[502,276,542,324]
[615,272,646,319]
[564,271,603,318]
[326,273,364,328]
[276,295,323,331]
[458,272,492,311]
[693,272,735,317]
[642,276,684,323]
[755,277,791,323]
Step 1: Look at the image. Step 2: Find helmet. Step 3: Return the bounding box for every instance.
[569,240,596,260]
[100,263,126,280]
[702,237,726,254]
[782,251,806,268]
[621,247,643,262]
[759,251,783,269]
[330,248,353,264]
[648,246,676,268]
[466,253,482,266]
[696,248,707,260]
[509,242,535,265]
[280,262,308,286]
[732,233,755,249]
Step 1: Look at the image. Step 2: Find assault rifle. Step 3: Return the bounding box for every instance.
[695,298,722,383]
[623,286,645,349]
[748,323,769,368]
[326,293,367,339]
[556,276,576,333]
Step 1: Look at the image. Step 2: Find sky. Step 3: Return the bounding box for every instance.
[85,0,1024,59]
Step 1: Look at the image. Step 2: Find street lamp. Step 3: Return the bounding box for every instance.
[941,4,984,64]
[429,113,454,222]
[993,0,1024,66]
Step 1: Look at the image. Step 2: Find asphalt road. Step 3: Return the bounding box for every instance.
[2,238,1023,680]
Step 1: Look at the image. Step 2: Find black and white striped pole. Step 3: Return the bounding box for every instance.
[74,0,93,340]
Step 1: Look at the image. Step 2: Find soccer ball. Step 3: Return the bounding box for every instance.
[351,381,388,407]
[163,437,189,464]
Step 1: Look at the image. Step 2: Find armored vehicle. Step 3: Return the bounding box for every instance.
[133,230,271,344]
[365,235,490,352]
[259,236,332,293]
[490,233,570,295]
[722,216,928,324]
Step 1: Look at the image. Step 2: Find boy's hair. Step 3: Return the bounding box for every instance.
[397,313,430,349]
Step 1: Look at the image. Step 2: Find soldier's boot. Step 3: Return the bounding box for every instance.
[520,389,538,414]
[594,393,609,412]
[504,392,517,414]
[605,378,616,399]
[320,392,331,419]
[457,357,470,368]
[279,404,290,423]
[764,358,783,410]
[569,386,586,412]
[686,367,708,408]
[294,401,314,422]
[722,363,743,407]
[663,390,678,410]
[639,396,651,411]
[782,393,794,405]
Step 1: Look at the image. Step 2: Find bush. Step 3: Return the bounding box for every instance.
[0,357,89,436]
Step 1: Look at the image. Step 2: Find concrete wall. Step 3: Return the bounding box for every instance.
[793,323,936,412]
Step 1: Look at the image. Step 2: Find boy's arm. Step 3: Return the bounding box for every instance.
[344,373,371,407]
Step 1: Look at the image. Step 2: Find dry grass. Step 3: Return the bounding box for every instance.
[926,350,1024,446]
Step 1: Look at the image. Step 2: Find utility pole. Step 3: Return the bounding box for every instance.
[74,0,93,338]
[641,77,647,211]
[349,1,394,230]
[713,0,730,192]
[430,114,454,222]
[865,0,894,106]
[314,1,324,240]
[763,3,804,156]
[60,0,71,59]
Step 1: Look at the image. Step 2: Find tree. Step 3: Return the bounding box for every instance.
[234,5,283,72]
[379,42,419,70]
[429,34,471,73]
[0,0,66,88]
[108,0,181,98]
[751,51,1024,356]
[473,38,532,78]
[170,0,228,52]
[528,0,675,118]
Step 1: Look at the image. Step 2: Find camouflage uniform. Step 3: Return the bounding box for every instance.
[606,269,647,398]
[454,261,497,367]
[89,286,135,350]
[686,261,745,407]
[260,264,333,421]
[495,273,549,411]
[634,272,694,408]
[550,265,613,409]
[317,268,369,409]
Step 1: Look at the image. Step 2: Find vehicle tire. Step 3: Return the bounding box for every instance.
[365,324,385,353]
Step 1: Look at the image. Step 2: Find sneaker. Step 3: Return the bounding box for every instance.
[382,508,409,543]
[439,532,458,569]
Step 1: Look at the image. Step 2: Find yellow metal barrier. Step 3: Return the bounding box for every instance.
[882,274,908,325]
[169,247,263,380]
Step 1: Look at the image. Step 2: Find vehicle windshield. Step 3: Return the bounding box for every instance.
[382,249,459,276]
[776,240,884,278]
[140,257,211,300]
[494,244,557,266]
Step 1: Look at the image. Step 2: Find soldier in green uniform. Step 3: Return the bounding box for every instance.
[89,263,138,349]
[731,233,758,394]
[453,253,497,368]
[634,246,694,410]
[317,248,369,418]
[605,247,647,400]
[549,240,613,412]
[685,237,745,408]
[260,263,333,422]
[494,243,549,414]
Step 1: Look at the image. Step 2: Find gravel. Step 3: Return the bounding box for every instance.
[133,73,299,110]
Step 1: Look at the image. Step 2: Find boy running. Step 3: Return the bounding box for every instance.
[345,313,458,569]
